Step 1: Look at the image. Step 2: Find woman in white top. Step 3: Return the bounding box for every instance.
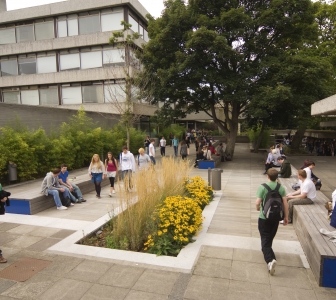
[88,154,105,199]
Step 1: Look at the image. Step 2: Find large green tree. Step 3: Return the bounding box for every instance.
[139,0,318,156]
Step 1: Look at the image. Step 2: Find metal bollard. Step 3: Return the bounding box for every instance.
[211,168,223,190]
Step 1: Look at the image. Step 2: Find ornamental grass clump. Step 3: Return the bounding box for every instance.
[144,195,203,256]
[185,176,214,209]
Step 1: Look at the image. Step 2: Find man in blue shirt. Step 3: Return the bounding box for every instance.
[172,136,179,157]
[58,164,86,203]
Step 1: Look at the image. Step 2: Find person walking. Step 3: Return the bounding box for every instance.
[149,139,156,165]
[159,136,166,157]
[105,152,118,197]
[180,140,188,160]
[88,154,105,199]
[172,136,179,157]
[0,184,11,263]
[256,168,288,275]
[137,148,151,170]
[120,146,136,191]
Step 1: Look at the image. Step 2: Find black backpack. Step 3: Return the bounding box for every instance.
[261,183,284,221]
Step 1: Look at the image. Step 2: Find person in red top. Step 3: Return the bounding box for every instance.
[105,152,118,197]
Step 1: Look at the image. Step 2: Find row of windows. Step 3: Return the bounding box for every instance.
[0,47,130,76]
[0,8,148,45]
[1,83,130,106]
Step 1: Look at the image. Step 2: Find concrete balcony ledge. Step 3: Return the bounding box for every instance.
[311,94,336,116]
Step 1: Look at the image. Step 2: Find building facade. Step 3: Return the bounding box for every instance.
[0,0,157,131]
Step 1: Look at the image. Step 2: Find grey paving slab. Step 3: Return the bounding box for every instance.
[314,289,336,300]
[269,265,313,290]
[184,275,229,300]
[81,284,129,300]
[232,248,265,264]
[37,278,92,300]
[26,238,61,252]
[124,290,169,300]
[231,261,270,284]
[229,279,272,297]
[271,285,316,300]
[3,235,44,249]
[169,273,192,300]
[132,269,179,295]
[7,225,39,235]
[0,278,16,294]
[40,256,84,277]
[193,257,231,279]
[0,232,20,247]
[49,229,76,239]
[98,264,145,288]
[64,259,112,283]
[0,223,20,232]
[28,227,61,238]
[201,246,234,260]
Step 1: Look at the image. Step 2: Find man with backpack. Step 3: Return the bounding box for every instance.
[256,168,288,275]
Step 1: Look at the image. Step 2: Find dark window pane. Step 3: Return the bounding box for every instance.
[78,15,100,35]
[0,28,16,44]
[1,59,18,76]
[40,88,58,105]
[82,85,103,103]
[18,57,36,75]
[3,92,20,104]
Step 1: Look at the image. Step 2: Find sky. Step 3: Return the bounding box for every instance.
[5,0,165,18]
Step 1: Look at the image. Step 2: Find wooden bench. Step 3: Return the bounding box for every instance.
[279,167,336,288]
[6,173,110,215]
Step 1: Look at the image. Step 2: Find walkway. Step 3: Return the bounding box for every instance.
[0,144,335,299]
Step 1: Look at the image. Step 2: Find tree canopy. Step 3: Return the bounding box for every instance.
[139,0,334,156]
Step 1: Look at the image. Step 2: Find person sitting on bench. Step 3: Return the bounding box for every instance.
[41,168,71,210]
[58,164,86,203]
[277,157,291,178]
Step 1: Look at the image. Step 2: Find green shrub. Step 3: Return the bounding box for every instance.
[247,127,271,148]
[160,124,185,140]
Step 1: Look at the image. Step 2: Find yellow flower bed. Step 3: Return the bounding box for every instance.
[144,176,213,256]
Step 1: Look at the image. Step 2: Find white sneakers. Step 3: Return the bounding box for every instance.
[112,190,115,194]
[268,259,277,275]
[57,206,68,210]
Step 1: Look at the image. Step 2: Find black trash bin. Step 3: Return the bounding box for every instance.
[8,161,17,182]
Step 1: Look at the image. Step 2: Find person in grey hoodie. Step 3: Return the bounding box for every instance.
[41,168,71,210]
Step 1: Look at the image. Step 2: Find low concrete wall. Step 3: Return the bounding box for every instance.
[0,103,120,133]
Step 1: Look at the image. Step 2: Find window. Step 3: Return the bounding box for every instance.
[68,18,78,36]
[37,55,57,73]
[101,12,124,32]
[103,49,124,66]
[139,24,144,36]
[0,59,18,76]
[0,28,16,45]
[40,87,58,105]
[82,84,104,103]
[3,91,20,104]
[35,22,54,40]
[57,20,67,37]
[21,90,39,105]
[16,25,34,43]
[18,57,36,75]
[144,29,149,42]
[128,15,138,32]
[80,51,102,69]
[78,15,100,35]
[104,84,126,103]
[62,86,82,104]
[60,53,80,71]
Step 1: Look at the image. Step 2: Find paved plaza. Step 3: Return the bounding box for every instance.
[1,144,336,299]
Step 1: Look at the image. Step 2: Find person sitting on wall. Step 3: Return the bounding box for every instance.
[58,164,86,203]
[0,186,11,263]
[277,157,292,178]
[263,149,281,174]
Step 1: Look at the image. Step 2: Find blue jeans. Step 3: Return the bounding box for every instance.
[150,156,156,165]
[174,146,178,156]
[61,183,83,202]
[122,170,133,189]
[48,189,69,207]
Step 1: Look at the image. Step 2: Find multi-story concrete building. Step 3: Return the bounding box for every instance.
[0,0,157,131]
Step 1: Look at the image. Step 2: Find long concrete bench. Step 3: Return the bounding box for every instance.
[7,173,110,215]
[278,167,336,288]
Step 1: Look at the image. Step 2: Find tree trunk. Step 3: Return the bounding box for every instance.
[126,127,130,149]
[253,123,266,153]
[291,124,306,151]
